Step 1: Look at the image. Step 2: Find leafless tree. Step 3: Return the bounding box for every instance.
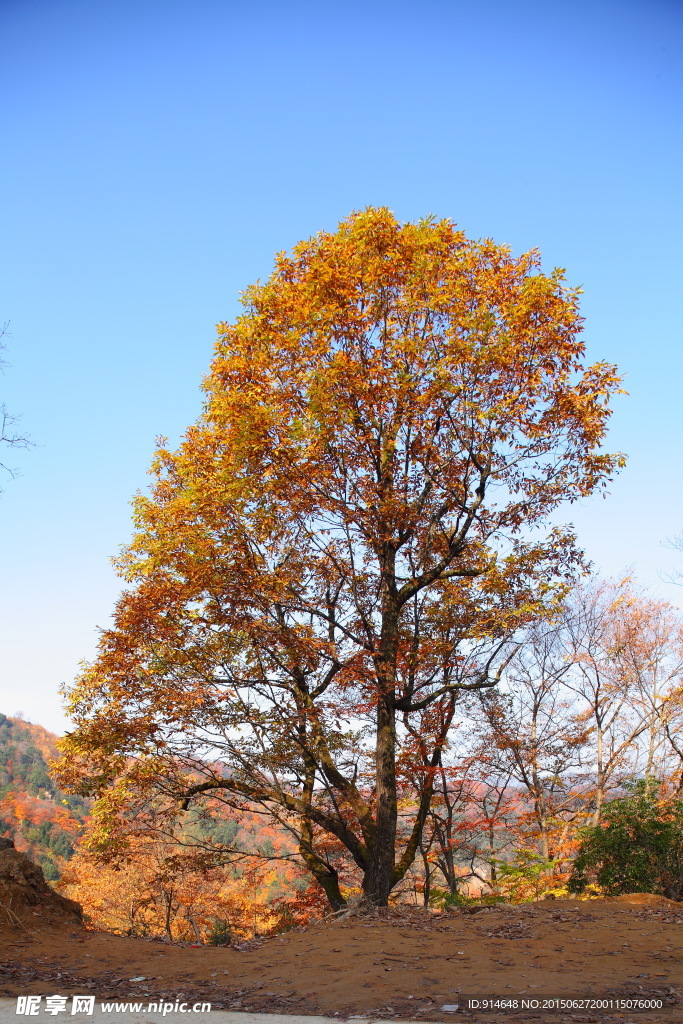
[0,322,32,483]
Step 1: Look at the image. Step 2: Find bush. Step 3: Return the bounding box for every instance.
[569,779,683,902]
[429,887,505,909]
[207,920,232,945]
[493,850,561,903]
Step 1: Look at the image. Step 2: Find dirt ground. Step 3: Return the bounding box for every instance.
[1,895,682,1024]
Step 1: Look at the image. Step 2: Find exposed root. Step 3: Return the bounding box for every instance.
[0,898,28,931]
[325,899,435,923]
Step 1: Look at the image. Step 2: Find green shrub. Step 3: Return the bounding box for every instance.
[429,887,505,909]
[492,849,560,903]
[207,919,232,945]
[569,779,683,902]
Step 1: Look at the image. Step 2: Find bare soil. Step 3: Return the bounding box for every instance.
[1,894,682,1024]
[0,839,82,932]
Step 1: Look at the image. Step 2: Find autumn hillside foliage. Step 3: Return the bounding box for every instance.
[52,207,674,923]
[59,831,310,943]
[0,714,87,881]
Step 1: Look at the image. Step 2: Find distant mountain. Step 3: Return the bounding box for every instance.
[0,713,89,880]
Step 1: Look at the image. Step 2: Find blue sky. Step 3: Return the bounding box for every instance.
[1,0,682,734]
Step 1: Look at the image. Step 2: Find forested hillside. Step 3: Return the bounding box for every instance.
[0,713,311,939]
[0,713,88,880]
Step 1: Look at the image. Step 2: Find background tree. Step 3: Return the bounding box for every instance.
[0,323,32,484]
[563,578,676,824]
[57,208,624,909]
[608,590,683,785]
[415,735,519,904]
[478,618,588,863]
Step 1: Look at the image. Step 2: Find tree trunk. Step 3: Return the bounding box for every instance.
[593,724,605,826]
[363,694,397,905]
[163,888,174,942]
[363,532,400,907]
[488,827,498,888]
[420,842,431,907]
[300,842,346,911]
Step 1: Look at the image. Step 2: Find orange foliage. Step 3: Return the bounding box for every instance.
[57,209,624,909]
[60,836,287,941]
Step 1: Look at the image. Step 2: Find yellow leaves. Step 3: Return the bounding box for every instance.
[55,208,629,909]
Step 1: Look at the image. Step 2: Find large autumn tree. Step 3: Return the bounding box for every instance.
[57,209,624,908]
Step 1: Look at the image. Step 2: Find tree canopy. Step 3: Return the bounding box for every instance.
[57,208,624,907]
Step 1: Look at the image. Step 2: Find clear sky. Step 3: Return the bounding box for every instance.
[1,0,682,735]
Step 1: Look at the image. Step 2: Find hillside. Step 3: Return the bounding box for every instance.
[0,714,88,880]
[0,714,314,939]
